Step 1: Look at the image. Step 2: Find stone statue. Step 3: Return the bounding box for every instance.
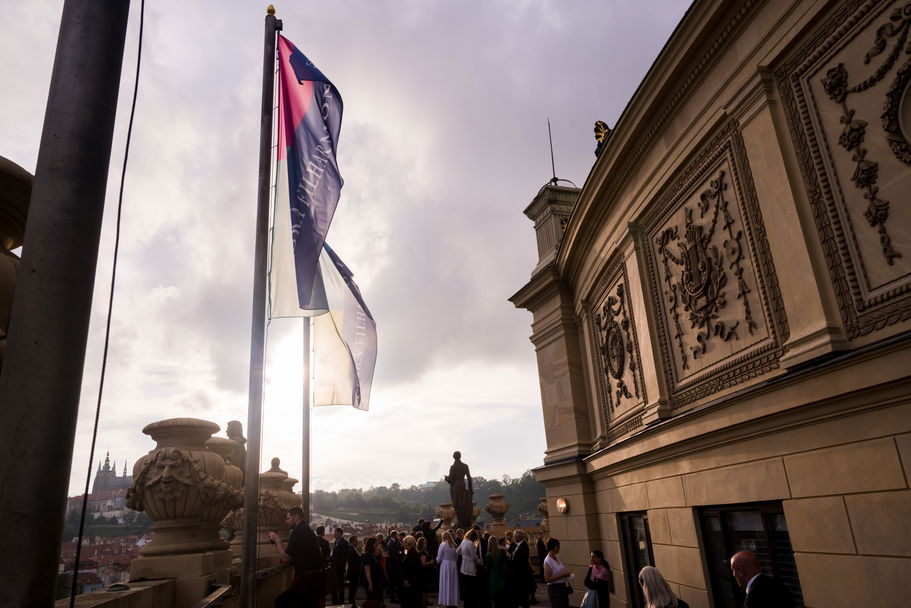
[444,451,474,528]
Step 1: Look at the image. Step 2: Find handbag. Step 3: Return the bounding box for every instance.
[581,590,597,608]
[564,582,574,596]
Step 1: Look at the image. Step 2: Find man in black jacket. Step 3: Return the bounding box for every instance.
[509,530,535,608]
[269,508,327,608]
[330,527,349,604]
[730,550,795,608]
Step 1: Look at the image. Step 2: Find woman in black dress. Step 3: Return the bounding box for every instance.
[401,535,424,608]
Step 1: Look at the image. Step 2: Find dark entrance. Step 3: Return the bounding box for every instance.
[699,502,804,607]
[618,511,654,608]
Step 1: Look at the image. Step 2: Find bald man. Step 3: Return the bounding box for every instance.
[730,551,795,608]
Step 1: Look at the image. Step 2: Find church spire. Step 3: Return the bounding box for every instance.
[122,461,128,477]
[102,451,111,471]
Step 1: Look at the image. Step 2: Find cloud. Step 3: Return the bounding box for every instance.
[0,0,690,496]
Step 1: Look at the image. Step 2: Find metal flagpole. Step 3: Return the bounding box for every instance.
[301,318,311,521]
[240,6,281,607]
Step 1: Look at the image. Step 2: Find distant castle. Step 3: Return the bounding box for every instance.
[91,451,132,493]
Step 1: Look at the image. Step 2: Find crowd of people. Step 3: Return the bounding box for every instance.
[270,508,792,608]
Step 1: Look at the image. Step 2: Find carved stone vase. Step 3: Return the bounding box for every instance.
[223,457,301,561]
[206,437,243,490]
[485,494,509,523]
[436,503,456,532]
[126,418,242,556]
[537,497,549,534]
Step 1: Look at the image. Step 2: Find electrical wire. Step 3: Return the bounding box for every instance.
[69,0,145,603]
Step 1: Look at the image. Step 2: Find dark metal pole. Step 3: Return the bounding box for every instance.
[301,320,311,520]
[0,1,130,606]
[240,7,280,607]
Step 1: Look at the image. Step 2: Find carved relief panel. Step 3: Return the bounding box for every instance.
[586,252,646,442]
[777,0,911,339]
[637,120,788,408]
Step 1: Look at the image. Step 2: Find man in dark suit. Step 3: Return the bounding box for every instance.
[269,508,327,608]
[730,550,795,608]
[535,533,547,582]
[509,530,535,608]
[316,525,331,568]
[330,527,349,604]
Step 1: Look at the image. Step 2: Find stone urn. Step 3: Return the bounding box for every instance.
[126,418,242,556]
[436,503,456,532]
[485,494,509,523]
[537,497,549,534]
[206,437,243,490]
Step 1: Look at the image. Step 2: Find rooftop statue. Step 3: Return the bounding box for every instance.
[444,450,474,528]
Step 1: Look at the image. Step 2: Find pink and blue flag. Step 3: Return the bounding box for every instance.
[276,34,343,307]
[269,35,376,410]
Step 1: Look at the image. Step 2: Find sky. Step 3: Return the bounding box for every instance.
[1,1,690,497]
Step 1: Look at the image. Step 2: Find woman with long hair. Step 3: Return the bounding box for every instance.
[638,566,689,608]
[543,538,573,608]
[416,536,436,608]
[485,534,508,608]
[583,549,612,608]
[436,530,459,608]
[362,536,385,605]
[458,529,483,608]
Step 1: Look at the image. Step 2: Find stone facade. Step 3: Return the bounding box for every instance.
[511,1,911,607]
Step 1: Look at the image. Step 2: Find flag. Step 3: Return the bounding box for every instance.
[276,34,343,307]
[269,35,376,410]
[310,243,377,410]
[269,239,378,410]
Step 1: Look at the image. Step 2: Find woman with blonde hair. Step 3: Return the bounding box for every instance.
[638,566,689,608]
[436,531,459,608]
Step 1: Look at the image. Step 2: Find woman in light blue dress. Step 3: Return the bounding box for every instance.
[436,530,460,608]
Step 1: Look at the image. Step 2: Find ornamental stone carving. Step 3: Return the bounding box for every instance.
[638,120,787,408]
[777,0,911,339]
[125,418,242,556]
[587,251,646,442]
[206,436,243,490]
[537,497,549,534]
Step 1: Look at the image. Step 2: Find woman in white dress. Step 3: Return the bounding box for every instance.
[436,530,459,608]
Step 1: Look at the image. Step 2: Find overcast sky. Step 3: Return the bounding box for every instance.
[1,1,689,497]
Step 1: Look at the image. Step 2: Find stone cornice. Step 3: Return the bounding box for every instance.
[509,265,564,312]
[585,332,911,480]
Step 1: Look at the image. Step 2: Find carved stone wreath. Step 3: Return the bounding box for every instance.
[594,282,640,407]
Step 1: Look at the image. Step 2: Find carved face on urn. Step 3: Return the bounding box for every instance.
[146,449,195,501]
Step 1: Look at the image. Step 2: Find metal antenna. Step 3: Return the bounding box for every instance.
[548,117,558,185]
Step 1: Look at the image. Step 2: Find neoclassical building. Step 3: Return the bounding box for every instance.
[511,0,911,607]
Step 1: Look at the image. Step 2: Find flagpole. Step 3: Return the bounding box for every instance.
[241,6,281,607]
[301,318,311,521]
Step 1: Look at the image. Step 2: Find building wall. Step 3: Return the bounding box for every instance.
[512,0,911,606]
